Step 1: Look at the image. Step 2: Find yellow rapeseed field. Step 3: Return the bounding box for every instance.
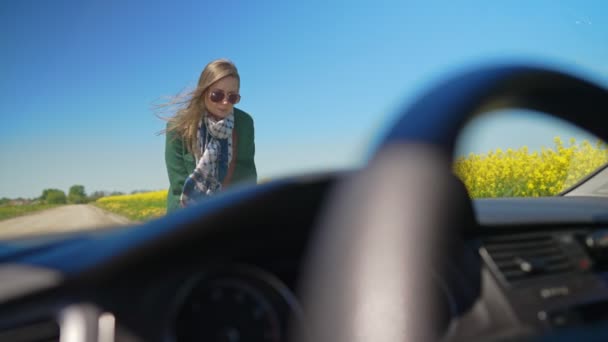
[96,190,168,221]
[454,137,608,198]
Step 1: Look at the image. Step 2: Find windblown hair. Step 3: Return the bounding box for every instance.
[157,59,240,158]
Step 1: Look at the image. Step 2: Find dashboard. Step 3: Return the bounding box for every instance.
[477,228,608,330]
[3,182,608,342]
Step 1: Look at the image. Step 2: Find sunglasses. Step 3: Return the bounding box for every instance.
[208,90,241,104]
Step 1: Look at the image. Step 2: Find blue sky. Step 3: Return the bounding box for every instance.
[1,0,608,198]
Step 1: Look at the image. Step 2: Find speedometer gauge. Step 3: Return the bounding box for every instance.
[171,265,302,342]
[176,279,281,341]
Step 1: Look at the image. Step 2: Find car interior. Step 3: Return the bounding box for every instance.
[1,64,608,341]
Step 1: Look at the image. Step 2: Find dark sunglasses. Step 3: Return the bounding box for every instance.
[208,90,241,104]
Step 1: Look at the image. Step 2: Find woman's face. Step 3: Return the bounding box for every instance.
[203,76,240,120]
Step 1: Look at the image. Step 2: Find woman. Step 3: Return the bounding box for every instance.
[162,59,257,213]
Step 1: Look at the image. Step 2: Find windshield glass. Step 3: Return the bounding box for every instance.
[455,110,608,198]
[2,1,608,238]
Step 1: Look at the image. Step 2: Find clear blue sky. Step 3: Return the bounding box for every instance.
[1,0,608,198]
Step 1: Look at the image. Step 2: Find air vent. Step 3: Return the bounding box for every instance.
[482,234,576,283]
[0,318,59,342]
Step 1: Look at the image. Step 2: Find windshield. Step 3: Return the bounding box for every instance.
[2,1,608,238]
[455,110,608,198]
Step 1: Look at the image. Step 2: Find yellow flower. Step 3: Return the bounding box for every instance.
[453,137,608,199]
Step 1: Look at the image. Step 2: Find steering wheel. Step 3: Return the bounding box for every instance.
[294,65,608,341]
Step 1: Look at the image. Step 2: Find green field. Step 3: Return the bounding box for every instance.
[0,204,62,221]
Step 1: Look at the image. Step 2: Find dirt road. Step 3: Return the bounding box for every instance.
[0,205,135,239]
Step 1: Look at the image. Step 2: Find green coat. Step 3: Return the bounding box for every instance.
[165,108,257,213]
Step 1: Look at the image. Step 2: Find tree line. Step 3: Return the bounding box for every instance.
[0,186,150,206]
[40,185,90,204]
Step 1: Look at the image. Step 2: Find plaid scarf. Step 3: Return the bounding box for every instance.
[180,112,234,207]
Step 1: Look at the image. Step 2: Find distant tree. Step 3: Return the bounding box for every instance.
[0,198,10,206]
[88,191,107,202]
[68,185,87,204]
[40,189,50,201]
[42,189,67,204]
[109,191,125,196]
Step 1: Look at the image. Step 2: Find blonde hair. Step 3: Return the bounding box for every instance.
[157,58,240,157]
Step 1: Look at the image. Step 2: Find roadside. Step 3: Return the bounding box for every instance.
[94,190,167,221]
[0,204,63,221]
[0,204,135,239]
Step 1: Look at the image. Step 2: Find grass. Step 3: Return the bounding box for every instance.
[0,204,62,221]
